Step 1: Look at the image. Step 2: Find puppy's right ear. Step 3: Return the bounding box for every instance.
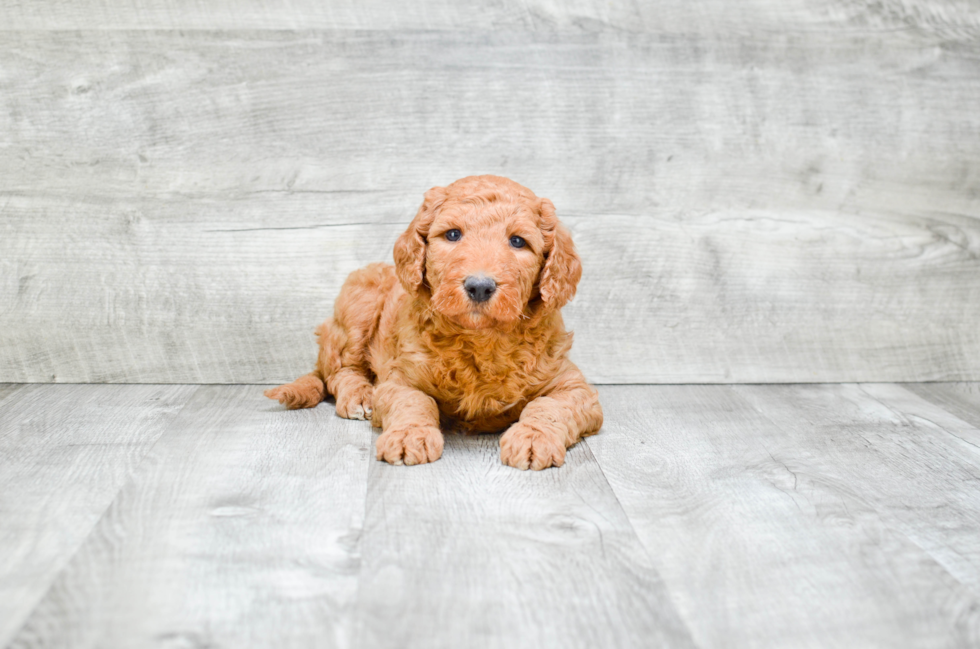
[393,186,447,296]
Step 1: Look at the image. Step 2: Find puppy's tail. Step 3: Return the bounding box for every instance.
[264,370,326,409]
[265,317,345,409]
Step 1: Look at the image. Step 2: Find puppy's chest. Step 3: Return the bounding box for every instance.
[421,345,545,424]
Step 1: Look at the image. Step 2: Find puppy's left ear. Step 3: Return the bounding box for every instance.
[537,198,582,309]
[393,186,447,296]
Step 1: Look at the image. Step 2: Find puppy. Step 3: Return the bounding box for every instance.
[265,175,602,470]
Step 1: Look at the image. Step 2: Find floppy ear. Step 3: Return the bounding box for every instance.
[537,198,582,309]
[393,186,447,296]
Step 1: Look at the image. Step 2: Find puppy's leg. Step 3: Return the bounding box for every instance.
[264,332,374,417]
[263,316,341,410]
[263,317,368,414]
[264,373,326,409]
[371,381,444,466]
[267,263,395,415]
[500,368,603,470]
[326,368,374,421]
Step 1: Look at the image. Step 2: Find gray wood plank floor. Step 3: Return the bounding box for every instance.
[0,384,196,645]
[2,383,980,648]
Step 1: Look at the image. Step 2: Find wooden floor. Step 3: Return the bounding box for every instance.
[2,383,980,648]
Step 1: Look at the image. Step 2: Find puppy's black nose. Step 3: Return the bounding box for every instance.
[464,275,496,303]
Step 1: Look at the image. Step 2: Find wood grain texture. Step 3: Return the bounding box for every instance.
[352,431,694,649]
[8,386,372,649]
[586,384,980,648]
[833,382,980,592]
[0,384,25,404]
[2,0,978,37]
[1,27,979,383]
[2,383,980,647]
[1,193,397,384]
[0,384,196,647]
[905,382,980,431]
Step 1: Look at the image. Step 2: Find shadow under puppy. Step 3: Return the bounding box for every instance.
[266,175,602,470]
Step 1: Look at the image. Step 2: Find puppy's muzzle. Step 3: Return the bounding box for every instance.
[463,275,496,303]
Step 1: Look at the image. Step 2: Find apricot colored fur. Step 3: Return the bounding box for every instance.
[265,175,603,470]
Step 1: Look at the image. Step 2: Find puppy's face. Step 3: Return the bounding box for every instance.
[425,199,545,329]
[394,176,582,330]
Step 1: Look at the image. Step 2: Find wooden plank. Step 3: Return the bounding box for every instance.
[2,0,979,36]
[3,193,978,384]
[733,383,980,594]
[4,383,980,646]
[1,29,979,383]
[6,0,602,30]
[905,382,980,431]
[3,31,978,217]
[352,432,694,649]
[0,384,25,404]
[586,384,980,648]
[0,193,398,384]
[568,209,980,383]
[9,385,372,648]
[0,383,197,647]
[828,382,980,592]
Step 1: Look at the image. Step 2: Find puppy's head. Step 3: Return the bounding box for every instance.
[393,175,581,330]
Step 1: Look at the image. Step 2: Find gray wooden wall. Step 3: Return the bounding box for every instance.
[2,1,979,384]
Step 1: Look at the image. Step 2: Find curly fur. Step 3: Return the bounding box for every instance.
[265,175,603,470]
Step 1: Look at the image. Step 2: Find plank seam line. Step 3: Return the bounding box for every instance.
[845,384,980,595]
[875,385,980,457]
[348,454,385,649]
[0,384,26,408]
[2,385,204,645]
[580,436,700,643]
[580,436,665,561]
[729,382,980,599]
[204,221,399,233]
[903,384,980,436]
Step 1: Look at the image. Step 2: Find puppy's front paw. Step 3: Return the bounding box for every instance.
[500,422,566,470]
[376,425,444,466]
[336,384,374,420]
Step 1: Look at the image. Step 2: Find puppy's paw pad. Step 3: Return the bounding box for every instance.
[500,423,566,470]
[376,426,443,466]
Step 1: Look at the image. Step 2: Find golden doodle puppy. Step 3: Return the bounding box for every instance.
[265,175,602,470]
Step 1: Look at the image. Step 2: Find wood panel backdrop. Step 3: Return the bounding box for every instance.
[1,0,979,384]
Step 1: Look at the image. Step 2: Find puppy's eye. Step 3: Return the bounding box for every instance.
[445,229,462,242]
[509,235,526,249]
